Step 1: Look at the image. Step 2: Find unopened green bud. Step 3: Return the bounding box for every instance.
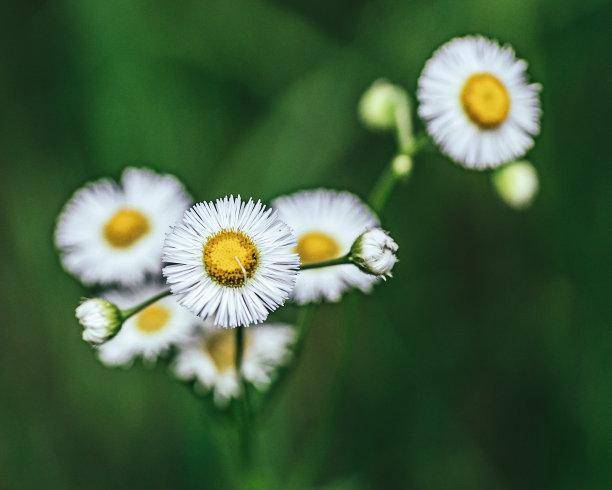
[391,154,413,178]
[492,161,539,210]
[359,79,403,130]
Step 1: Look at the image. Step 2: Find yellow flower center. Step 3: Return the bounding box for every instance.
[461,72,510,129]
[203,231,259,287]
[103,208,150,248]
[135,304,170,334]
[203,330,250,372]
[295,231,340,265]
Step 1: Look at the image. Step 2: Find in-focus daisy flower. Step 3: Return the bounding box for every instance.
[76,298,122,346]
[55,167,192,286]
[97,285,199,367]
[162,196,299,328]
[272,189,380,304]
[492,160,539,210]
[173,324,296,406]
[350,228,398,278]
[417,35,541,169]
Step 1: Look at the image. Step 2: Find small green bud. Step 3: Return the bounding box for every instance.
[391,154,413,178]
[492,161,539,210]
[358,79,403,130]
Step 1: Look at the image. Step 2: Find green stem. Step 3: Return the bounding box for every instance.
[299,255,351,271]
[368,164,397,215]
[368,132,429,214]
[235,327,252,471]
[120,289,171,321]
[290,296,359,486]
[258,305,316,420]
[394,93,413,154]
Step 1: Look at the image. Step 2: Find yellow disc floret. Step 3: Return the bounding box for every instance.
[203,330,250,372]
[136,304,170,334]
[203,231,259,287]
[295,231,340,265]
[103,208,150,248]
[461,72,511,129]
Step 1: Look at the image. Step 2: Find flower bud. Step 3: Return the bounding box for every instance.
[358,80,403,130]
[391,154,413,178]
[350,228,398,278]
[75,298,122,346]
[492,161,539,210]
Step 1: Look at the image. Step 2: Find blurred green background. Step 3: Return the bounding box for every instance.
[1,0,611,488]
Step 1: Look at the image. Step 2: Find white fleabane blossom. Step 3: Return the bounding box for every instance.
[350,228,398,278]
[163,196,299,328]
[76,298,122,346]
[173,323,296,407]
[417,35,541,169]
[55,167,192,286]
[97,285,203,367]
[272,189,380,304]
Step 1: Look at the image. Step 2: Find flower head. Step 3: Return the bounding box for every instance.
[173,323,296,406]
[492,161,539,210]
[350,228,398,278]
[55,167,191,286]
[76,298,122,346]
[417,35,541,169]
[97,285,202,366]
[272,189,380,304]
[162,196,299,328]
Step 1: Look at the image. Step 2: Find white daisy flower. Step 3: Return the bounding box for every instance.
[272,189,380,304]
[76,298,122,346]
[97,285,199,367]
[55,167,192,286]
[350,228,399,278]
[173,324,296,406]
[417,35,541,169]
[162,196,299,328]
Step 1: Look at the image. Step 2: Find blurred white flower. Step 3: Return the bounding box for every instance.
[172,323,296,407]
[492,161,539,210]
[163,196,299,328]
[76,298,121,346]
[55,167,191,286]
[417,35,541,169]
[350,228,398,278]
[97,285,202,367]
[272,189,380,304]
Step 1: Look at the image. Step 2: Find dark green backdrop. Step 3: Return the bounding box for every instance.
[1,0,611,489]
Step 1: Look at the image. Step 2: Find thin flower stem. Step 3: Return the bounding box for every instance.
[258,305,316,420]
[120,289,171,321]
[235,327,253,471]
[290,295,359,486]
[299,255,351,270]
[291,121,428,485]
[368,164,397,215]
[368,132,429,214]
[394,93,414,154]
